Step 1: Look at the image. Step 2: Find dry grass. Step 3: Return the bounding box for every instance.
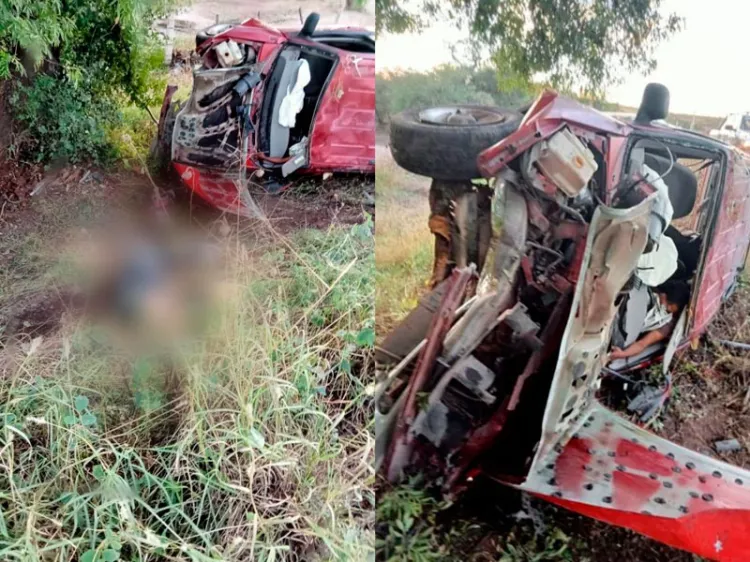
[374,147,432,335]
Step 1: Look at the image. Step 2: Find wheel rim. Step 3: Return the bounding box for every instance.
[419,106,507,126]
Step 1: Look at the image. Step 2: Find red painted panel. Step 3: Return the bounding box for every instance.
[201,18,286,52]
[543,495,750,561]
[172,163,248,216]
[555,437,593,495]
[308,55,376,172]
[611,471,661,512]
[692,153,750,335]
[615,439,674,477]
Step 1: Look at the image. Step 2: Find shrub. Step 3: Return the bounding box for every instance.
[11,75,120,164]
[1,0,179,163]
[0,0,68,79]
[376,65,535,124]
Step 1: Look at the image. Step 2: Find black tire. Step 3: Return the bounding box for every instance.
[389,105,522,180]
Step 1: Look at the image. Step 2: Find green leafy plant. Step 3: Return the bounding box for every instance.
[1,0,180,163]
[11,74,119,163]
[377,0,682,94]
[0,0,69,77]
[500,528,576,562]
[377,484,447,562]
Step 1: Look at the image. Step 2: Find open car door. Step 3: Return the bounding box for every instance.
[514,197,750,561]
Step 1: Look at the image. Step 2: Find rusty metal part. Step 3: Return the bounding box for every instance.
[385,265,476,482]
[172,63,262,167]
[157,85,178,144]
[477,186,494,275]
[376,279,450,365]
[374,295,477,472]
[428,214,452,240]
[504,303,543,350]
[527,199,551,232]
[444,184,528,362]
[411,354,497,448]
[444,290,572,491]
[553,221,587,240]
[429,179,472,216]
[429,214,453,287]
[548,273,574,294]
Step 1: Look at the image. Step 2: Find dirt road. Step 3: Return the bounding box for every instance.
[164,0,374,36]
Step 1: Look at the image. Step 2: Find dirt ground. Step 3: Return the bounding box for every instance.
[162,0,374,38]
[658,284,750,468]
[0,160,372,342]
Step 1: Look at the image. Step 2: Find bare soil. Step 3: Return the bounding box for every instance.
[0,158,44,208]
[0,156,372,341]
[252,176,374,232]
[2,289,83,343]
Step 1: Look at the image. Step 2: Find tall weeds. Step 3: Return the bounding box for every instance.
[0,221,375,562]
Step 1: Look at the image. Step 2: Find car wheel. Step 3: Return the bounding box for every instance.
[389,105,522,180]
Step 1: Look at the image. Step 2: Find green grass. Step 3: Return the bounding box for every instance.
[110,67,193,170]
[0,221,375,561]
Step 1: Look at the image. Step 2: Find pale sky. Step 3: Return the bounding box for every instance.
[377,0,750,116]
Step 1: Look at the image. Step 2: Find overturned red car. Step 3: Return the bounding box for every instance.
[155,13,375,214]
[376,85,750,560]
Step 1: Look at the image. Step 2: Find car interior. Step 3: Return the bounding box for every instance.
[295,12,375,53]
[257,44,336,163]
[608,137,723,370]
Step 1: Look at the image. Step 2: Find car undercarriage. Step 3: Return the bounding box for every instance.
[376,86,750,559]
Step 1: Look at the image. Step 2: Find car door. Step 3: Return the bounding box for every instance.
[301,45,375,173]
[517,186,750,561]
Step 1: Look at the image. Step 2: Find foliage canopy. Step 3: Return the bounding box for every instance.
[376,0,682,92]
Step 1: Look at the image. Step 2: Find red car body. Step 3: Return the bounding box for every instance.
[476,92,750,560]
[163,17,375,215]
[478,91,750,347]
[379,90,750,560]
